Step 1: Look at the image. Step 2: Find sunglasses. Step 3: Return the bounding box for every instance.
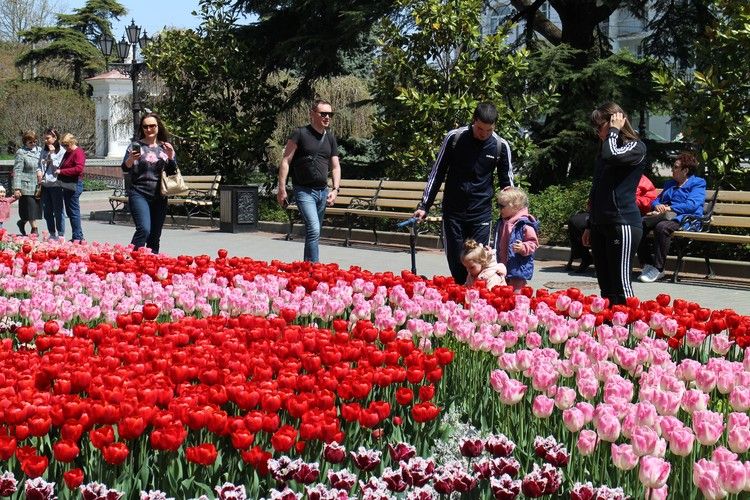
[142,123,158,129]
[317,112,335,118]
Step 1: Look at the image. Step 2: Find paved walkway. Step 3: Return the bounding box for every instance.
[9,191,750,315]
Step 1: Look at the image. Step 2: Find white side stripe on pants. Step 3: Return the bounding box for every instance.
[620,224,634,298]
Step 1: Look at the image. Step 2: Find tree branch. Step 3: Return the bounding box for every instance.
[508,0,562,45]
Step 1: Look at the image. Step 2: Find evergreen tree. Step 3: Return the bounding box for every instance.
[15,0,126,88]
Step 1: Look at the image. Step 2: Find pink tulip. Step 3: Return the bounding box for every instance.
[611,443,639,471]
[631,426,659,457]
[657,415,684,439]
[594,410,621,443]
[531,365,559,392]
[562,407,586,433]
[554,387,576,410]
[695,366,717,394]
[685,328,707,348]
[525,332,542,349]
[668,426,695,457]
[712,446,738,464]
[576,373,599,400]
[638,456,670,489]
[728,412,750,432]
[498,379,527,405]
[729,386,750,412]
[613,346,639,372]
[718,460,747,495]
[653,390,681,416]
[567,301,583,319]
[693,459,727,500]
[676,359,701,381]
[693,410,725,446]
[711,333,733,355]
[745,347,750,372]
[649,485,668,500]
[555,295,571,312]
[716,370,736,395]
[631,319,650,339]
[576,430,597,457]
[634,402,658,428]
[575,402,594,424]
[590,297,606,313]
[532,395,555,419]
[681,389,710,414]
[548,324,569,344]
[611,311,628,327]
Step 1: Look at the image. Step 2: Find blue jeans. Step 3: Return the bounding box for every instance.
[41,186,65,239]
[294,185,328,262]
[62,180,83,241]
[129,190,168,253]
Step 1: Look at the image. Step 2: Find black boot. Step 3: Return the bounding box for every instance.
[575,255,593,273]
[16,220,26,236]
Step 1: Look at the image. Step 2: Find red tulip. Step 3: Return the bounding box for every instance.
[186,443,218,466]
[20,455,48,478]
[53,439,80,462]
[63,468,84,489]
[102,442,129,465]
[142,303,160,320]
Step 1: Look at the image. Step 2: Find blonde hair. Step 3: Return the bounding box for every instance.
[22,130,37,144]
[496,186,528,210]
[0,186,5,195]
[461,239,494,267]
[60,133,77,146]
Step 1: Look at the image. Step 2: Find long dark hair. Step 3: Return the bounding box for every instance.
[45,128,61,153]
[137,112,170,143]
[591,102,640,143]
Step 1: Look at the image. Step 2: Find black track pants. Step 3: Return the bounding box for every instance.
[590,223,643,306]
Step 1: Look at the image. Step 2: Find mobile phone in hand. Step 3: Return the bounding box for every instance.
[131,143,141,155]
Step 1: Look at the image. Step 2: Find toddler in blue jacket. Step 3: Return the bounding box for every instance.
[494,187,539,293]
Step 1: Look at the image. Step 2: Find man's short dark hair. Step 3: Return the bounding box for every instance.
[472,102,498,124]
[310,98,332,112]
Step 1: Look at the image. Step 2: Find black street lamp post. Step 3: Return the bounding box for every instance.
[96,20,152,140]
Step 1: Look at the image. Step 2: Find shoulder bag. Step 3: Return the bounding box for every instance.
[160,164,188,196]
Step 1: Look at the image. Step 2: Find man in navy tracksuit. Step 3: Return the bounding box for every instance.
[413,103,514,284]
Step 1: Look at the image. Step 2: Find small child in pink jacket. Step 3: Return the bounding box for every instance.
[495,187,539,293]
[0,186,18,228]
[462,239,507,290]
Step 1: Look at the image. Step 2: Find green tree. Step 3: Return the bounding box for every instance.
[231,0,397,100]
[653,0,750,187]
[15,0,125,88]
[371,0,556,181]
[145,0,284,183]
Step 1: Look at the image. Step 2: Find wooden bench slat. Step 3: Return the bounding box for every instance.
[674,231,750,244]
[716,191,750,203]
[713,203,750,216]
[710,215,750,228]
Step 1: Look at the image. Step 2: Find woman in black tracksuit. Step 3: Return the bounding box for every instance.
[583,103,647,306]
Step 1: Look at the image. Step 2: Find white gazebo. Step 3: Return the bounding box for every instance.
[85,70,134,159]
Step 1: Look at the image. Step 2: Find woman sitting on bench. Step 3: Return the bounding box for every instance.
[637,152,706,283]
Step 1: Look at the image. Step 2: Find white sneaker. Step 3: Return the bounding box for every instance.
[639,264,665,283]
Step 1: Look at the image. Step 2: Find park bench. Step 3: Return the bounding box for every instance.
[284,179,383,244]
[671,188,750,282]
[167,174,222,229]
[108,175,131,224]
[284,179,443,246]
[108,173,222,229]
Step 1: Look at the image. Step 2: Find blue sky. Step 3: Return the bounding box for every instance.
[64,0,252,39]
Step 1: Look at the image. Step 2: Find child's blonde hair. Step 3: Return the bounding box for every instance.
[496,186,529,210]
[461,239,493,267]
[0,186,5,195]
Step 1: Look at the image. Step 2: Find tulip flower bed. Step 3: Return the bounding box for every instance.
[0,233,749,499]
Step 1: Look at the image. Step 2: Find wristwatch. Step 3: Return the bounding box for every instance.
[333,187,340,192]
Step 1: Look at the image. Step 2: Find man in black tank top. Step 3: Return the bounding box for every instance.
[277,99,341,262]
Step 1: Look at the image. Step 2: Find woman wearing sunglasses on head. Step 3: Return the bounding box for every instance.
[121,112,177,254]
